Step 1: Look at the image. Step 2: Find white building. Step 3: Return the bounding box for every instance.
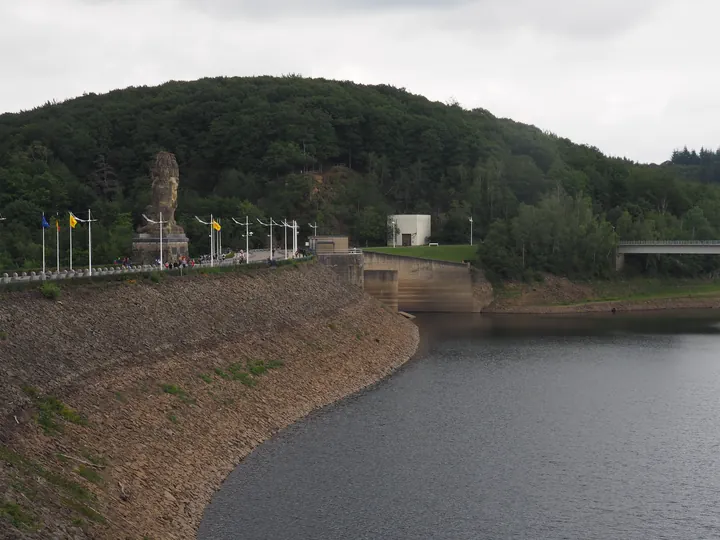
[389,214,432,247]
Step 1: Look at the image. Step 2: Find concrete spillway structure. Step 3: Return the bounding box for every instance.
[363,270,399,312]
[363,252,475,312]
[316,250,490,313]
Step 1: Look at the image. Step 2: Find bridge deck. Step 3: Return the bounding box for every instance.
[617,241,720,255]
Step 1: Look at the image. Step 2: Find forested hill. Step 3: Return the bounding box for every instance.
[0,75,718,278]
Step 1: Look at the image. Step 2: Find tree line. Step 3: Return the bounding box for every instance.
[0,75,719,278]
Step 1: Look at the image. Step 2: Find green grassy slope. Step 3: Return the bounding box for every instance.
[364,245,476,263]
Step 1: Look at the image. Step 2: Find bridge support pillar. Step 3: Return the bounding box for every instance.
[615,252,625,272]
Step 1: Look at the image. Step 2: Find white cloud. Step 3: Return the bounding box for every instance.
[0,0,718,163]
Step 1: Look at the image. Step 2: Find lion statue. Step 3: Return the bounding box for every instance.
[138,151,184,234]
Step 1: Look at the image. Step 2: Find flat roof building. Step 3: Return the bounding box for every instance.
[309,235,349,254]
[389,214,431,247]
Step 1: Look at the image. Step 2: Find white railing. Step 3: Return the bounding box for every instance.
[618,240,720,246]
[316,248,363,255]
[0,252,312,286]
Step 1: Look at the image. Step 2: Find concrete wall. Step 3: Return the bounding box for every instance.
[364,270,399,312]
[364,252,474,312]
[316,253,364,287]
[389,215,432,247]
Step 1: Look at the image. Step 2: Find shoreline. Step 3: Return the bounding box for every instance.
[0,266,420,540]
[482,274,720,315]
[484,296,720,315]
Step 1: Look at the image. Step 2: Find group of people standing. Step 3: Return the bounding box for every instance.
[153,255,196,269]
[113,257,133,267]
[124,247,312,270]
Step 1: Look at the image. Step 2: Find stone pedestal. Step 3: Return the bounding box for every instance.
[132,233,189,265]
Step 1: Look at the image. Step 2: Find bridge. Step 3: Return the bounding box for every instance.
[616,240,720,270]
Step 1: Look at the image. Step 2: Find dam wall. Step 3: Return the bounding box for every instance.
[316,253,364,287]
[363,252,475,312]
[364,270,399,312]
[0,263,418,539]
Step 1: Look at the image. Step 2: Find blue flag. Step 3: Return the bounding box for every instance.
[41,215,50,229]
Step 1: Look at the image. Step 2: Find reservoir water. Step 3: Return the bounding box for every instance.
[199,312,720,540]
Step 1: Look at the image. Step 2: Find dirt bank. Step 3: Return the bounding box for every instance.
[484,274,720,314]
[0,264,419,539]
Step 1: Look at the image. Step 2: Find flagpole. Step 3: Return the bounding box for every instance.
[42,214,46,276]
[56,215,60,273]
[293,220,298,257]
[88,209,92,276]
[159,211,163,269]
[69,214,73,271]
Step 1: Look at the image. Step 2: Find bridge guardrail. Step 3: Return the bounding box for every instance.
[0,254,308,286]
[618,240,720,246]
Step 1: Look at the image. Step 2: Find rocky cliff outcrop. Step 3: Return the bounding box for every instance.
[0,264,418,539]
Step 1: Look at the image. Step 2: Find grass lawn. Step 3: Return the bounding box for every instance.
[544,277,720,306]
[587,278,720,303]
[364,245,477,263]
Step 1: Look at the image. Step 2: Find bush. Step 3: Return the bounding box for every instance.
[40,282,61,300]
[248,361,267,376]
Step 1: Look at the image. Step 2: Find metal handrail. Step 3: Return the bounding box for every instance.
[315,248,363,255]
[618,240,720,245]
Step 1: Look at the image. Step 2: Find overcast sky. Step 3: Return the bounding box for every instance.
[1,0,716,164]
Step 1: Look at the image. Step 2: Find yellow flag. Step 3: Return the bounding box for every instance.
[69,213,78,229]
[212,220,221,231]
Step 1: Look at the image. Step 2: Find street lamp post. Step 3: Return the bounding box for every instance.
[143,212,167,268]
[71,210,98,276]
[282,220,300,259]
[194,215,215,267]
[232,216,253,264]
[283,218,289,259]
[391,219,397,248]
[469,216,474,246]
[217,218,222,262]
[55,214,60,274]
[282,220,299,259]
[87,209,97,276]
[257,217,279,259]
[308,222,319,254]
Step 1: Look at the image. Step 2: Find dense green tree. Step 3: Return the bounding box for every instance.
[1,75,720,277]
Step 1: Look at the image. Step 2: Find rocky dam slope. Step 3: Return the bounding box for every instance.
[0,264,419,539]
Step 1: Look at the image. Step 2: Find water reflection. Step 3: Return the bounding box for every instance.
[418,310,720,341]
[200,311,720,540]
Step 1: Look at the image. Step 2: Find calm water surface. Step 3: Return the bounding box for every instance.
[199,312,720,540]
